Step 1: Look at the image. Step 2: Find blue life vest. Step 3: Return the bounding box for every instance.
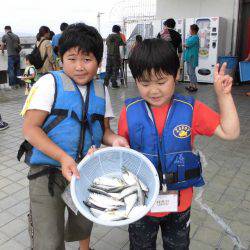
[25,71,105,167]
[125,94,205,190]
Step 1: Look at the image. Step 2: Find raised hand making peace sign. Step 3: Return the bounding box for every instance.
[214,62,233,96]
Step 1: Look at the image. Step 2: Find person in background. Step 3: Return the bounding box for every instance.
[1,25,21,89]
[158,18,183,59]
[119,31,126,43]
[132,35,143,50]
[21,54,37,95]
[0,114,9,131]
[118,29,127,84]
[52,23,68,52]
[104,25,125,88]
[49,31,55,41]
[36,26,56,76]
[183,24,200,92]
[52,22,69,70]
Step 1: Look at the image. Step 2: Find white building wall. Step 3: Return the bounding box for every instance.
[156,0,239,55]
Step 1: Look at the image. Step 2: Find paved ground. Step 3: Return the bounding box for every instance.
[0,79,250,250]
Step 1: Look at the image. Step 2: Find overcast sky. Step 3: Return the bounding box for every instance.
[0,0,128,38]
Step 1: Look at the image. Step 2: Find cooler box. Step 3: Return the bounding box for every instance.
[239,61,250,82]
[218,56,238,78]
[99,72,106,79]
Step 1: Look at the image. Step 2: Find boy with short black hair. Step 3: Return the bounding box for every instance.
[118,38,240,249]
[20,23,128,250]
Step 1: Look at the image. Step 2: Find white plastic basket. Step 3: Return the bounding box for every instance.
[70,146,160,226]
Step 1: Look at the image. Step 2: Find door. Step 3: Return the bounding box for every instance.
[237,0,250,60]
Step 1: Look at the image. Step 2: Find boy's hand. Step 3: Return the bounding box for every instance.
[214,63,233,96]
[112,135,130,148]
[87,145,98,155]
[60,154,80,182]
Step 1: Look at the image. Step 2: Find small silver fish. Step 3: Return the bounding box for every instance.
[88,187,121,200]
[89,193,125,207]
[90,208,106,218]
[124,193,138,217]
[122,168,149,192]
[90,184,128,193]
[98,209,127,221]
[135,176,145,206]
[84,200,106,211]
[118,185,138,200]
[128,205,147,218]
[87,198,120,210]
[93,176,125,188]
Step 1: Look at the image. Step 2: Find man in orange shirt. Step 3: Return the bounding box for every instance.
[118,39,240,249]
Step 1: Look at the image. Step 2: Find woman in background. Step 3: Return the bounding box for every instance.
[184,24,200,92]
[36,26,55,76]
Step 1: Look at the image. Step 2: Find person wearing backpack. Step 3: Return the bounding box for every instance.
[35,26,55,76]
[157,19,183,59]
[1,25,21,89]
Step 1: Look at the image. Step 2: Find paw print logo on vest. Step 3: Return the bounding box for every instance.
[173,124,191,139]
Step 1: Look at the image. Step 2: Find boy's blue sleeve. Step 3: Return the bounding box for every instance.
[51,36,56,47]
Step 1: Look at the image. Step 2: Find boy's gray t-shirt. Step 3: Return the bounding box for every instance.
[2,32,20,56]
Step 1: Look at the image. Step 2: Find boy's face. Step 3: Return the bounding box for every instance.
[136,71,175,108]
[62,47,99,85]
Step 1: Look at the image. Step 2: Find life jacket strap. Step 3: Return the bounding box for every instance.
[27,166,62,196]
[166,167,202,184]
[17,140,33,161]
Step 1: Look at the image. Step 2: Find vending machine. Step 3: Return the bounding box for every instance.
[184,17,227,83]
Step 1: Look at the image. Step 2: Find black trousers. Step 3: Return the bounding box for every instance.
[104,55,121,86]
[129,208,191,250]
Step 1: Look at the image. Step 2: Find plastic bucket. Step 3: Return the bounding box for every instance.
[218,56,238,78]
[239,61,250,82]
[70,147,160,226]
[99,72,106,80]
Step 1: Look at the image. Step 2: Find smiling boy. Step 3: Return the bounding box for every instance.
[19,23,128,250]
[118,38,240,249]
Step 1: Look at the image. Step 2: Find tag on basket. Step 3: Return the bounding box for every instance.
[61,185,78,215]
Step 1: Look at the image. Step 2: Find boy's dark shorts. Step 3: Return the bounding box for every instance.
[29,166,93,250]
[129,208,191,250]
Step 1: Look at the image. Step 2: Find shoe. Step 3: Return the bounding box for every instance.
[185,86,192,91]
[190,87,198,92]
[111,85,120,89]
[185,86,198,92]
[0,121,9,131]
[11,85,18,90]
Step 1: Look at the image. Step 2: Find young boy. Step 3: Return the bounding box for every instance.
[19,23,128,250]
[21,54,37,95]
[118,38,240,250]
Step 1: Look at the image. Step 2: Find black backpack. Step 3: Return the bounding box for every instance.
[30,39,48,69]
